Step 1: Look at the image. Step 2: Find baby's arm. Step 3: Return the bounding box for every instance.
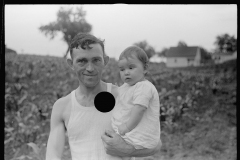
[118,104,146,135]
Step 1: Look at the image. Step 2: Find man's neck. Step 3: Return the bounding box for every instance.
[77,81,106,98]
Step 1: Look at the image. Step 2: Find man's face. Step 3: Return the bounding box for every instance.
[118,54,146,86]
[71,43,106,88]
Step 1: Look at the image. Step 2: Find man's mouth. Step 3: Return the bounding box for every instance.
[84,74,97,77]
[125,78,131,81]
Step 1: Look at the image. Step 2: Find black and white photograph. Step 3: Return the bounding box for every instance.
[5,4,237,160]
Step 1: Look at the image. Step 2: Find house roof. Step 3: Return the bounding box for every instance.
[5,47,17,53]
[166,46,199,58]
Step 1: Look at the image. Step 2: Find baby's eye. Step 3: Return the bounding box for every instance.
[129,66,135,69]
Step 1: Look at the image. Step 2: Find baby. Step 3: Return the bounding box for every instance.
[111,46,161,160]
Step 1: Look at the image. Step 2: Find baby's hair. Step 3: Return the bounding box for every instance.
[119,45,149,71]
[69,32,106,59]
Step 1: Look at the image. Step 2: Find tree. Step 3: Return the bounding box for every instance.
[199,47,213,64]
[133,40,156,58]
[214,33,237,53]
[39,7,92,58]
[177,41,187,47]
[157,47,169,57]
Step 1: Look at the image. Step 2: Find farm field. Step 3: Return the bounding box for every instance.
[5,53,236,160]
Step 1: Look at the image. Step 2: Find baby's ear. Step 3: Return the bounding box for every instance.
[144,63,149,75]
[145,63,149,70]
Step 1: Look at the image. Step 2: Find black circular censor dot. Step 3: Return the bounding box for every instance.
[94,92,115,113]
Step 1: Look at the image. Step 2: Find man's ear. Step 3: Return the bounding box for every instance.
[66,58,74,70]
[104,56,110,66]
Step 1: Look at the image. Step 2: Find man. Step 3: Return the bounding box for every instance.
[46,33,161,160]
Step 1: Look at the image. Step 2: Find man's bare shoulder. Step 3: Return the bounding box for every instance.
[51,91,74,129]
[52,92,72,112]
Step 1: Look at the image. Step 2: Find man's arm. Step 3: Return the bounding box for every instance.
[46,102,66,160]
[101,130,161,157]
[127,140,161,157]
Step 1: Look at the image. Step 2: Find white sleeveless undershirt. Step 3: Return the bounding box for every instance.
[67,83,122,160]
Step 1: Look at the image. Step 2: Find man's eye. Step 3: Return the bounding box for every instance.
[94,59,101,62]
[78,60,86,63]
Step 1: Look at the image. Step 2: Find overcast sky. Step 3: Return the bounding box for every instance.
[5,4,237,59]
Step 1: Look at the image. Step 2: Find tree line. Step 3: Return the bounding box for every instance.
[39,6,237,60]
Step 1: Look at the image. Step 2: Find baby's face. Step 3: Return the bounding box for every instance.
[118,54,146,86]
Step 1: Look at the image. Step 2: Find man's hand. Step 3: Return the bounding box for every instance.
[101,129,162,157]
[101,129,135,157]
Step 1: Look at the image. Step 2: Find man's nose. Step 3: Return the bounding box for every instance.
[86,62,94,72]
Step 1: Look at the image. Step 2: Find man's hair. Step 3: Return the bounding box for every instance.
[119,45,149,70]
[69,32,106,59]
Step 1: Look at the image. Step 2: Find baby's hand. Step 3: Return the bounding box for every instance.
[118,124,129,136]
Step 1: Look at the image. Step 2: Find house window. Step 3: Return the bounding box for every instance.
[188,59,194,66]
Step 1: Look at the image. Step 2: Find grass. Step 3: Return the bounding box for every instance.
[5,54,236,160]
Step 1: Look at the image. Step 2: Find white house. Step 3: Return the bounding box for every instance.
[149,54,167,63]
[165,46,201,68]
[212,51,237,64]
